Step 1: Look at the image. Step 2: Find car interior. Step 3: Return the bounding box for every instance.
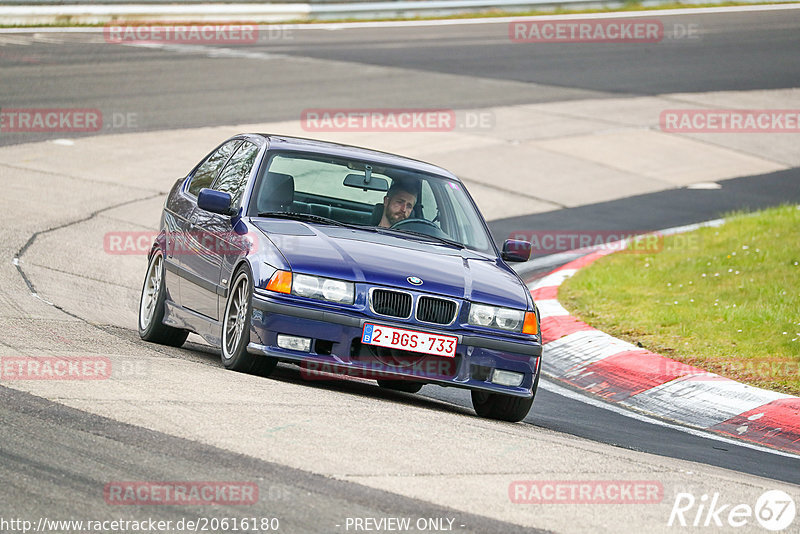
[254,169,425,228]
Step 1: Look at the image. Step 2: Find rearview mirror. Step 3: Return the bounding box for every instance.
[343,173,389,192]
[501,239,532,262]
[197,188,237,216]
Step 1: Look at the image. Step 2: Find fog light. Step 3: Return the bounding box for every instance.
[277,334,311,352]
[491,369,524,387]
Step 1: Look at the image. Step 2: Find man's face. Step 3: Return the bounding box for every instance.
[384,190,417,226]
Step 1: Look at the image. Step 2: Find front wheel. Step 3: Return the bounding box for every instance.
[221,266,277,376]
[138,250,189,347]
[471,371,538,422]
[471,391,534,422]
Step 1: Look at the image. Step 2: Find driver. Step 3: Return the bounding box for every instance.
[379,182,417,228]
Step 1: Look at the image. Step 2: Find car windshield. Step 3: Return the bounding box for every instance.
[249,151,495,254]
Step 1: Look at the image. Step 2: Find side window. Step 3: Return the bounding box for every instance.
[448,185,490,251]
[214,141,260,207]
[419,180,437,221]
[187,140,241,197]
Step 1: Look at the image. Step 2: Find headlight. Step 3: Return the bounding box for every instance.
[292,274,320,298]
[469,304,495,327]
[495,307,522,330]
[468,304,525,332]
[292,274,354,304]
[322,279,351,302]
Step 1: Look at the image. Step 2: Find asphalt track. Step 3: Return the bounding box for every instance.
[488,168,800,243]
[2,9,800,146]
[1,7,800,532]
[0,385,536,533]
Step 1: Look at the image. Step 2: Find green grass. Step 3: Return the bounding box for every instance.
[559,205,800,395]
[3,1,799,28]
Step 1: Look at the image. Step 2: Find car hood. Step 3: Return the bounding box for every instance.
[253,221,530,309]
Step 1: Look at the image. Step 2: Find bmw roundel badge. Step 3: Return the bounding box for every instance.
[407,276,423,286]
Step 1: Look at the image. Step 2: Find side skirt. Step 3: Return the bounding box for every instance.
[163,300,222,347]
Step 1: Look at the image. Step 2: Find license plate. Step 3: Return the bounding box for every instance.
[361,323,457,358]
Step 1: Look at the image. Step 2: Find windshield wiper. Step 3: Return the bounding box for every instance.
[257,211,354,228]
[383,228,465,249]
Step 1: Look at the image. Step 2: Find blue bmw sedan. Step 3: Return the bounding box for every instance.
[138,134,541,422]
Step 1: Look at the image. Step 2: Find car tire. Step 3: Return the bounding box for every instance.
[221,265,277,377]
[470,371,539,423]
[138,250,189,347]
[377,379,424,393]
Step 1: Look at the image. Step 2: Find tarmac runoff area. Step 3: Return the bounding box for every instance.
[1,87,799,532]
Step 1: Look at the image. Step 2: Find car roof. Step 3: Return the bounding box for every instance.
[252,133,461,182]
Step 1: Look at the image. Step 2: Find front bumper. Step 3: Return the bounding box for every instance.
[248,291,542,398]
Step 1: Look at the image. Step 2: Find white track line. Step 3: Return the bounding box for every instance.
[540,377,800,460]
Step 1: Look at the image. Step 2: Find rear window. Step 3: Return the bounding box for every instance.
[268,154,387,205]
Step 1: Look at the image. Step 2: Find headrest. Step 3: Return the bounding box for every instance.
[371,202,384,226]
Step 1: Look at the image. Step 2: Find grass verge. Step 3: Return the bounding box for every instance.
[559,205,800,395]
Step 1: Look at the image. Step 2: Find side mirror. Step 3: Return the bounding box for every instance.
[501,239,532,262]
[197,188,237,216]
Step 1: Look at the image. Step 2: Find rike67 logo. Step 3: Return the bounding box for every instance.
[668,490,796,531]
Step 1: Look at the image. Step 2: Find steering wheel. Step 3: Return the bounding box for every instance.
[390,218,439,231]
[390,217,452,240]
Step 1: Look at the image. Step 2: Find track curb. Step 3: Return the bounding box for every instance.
[533,244,800,455]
